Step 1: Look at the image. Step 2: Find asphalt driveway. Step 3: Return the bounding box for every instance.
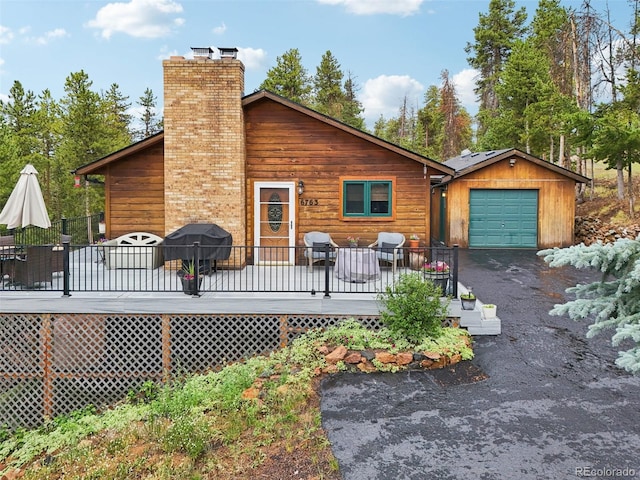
[320,249,640,480]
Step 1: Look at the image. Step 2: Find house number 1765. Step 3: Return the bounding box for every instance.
[300,199,319,206]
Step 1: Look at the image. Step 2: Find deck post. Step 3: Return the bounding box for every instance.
[452,244,459,298]
[62,240,71,297]
[323,246,331,298]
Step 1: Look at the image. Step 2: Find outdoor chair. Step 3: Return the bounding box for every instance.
[52,234,72,273]
[0,235,16,280]
[304,232,338,270]
[12,245,54,288]
[369,232,405,275]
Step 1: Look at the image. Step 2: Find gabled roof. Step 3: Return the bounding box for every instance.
[76,131,164,175]
[443,148,590,183]
[76,91,454,176]
[243,90,454,175]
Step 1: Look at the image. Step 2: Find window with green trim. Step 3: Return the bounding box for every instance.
[343,180,392,217]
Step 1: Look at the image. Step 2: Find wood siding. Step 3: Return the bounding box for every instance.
[244,100,434,248]
[444,156,576,248]
[102,144,165,239]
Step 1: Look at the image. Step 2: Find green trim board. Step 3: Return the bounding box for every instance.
[469,189,538,248]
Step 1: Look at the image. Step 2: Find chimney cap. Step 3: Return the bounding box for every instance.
[191,47,214,59]
[218,47,238,59]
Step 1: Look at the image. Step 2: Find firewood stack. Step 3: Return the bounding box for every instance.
[574,216,640,245]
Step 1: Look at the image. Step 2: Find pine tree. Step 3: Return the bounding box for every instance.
[313,50,345,118]
[539,239,640,374]
[136,88,162,140]
[260,48,312,105]
[465,0,527,136]
[341,72,366,130]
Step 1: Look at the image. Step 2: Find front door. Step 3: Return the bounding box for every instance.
[254,182,296,264]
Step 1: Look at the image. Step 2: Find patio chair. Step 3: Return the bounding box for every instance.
[52,234,72,273]
[304,232,338,270]
[12,245,54,288]
[369,232,406,275]
[0,235,16,279]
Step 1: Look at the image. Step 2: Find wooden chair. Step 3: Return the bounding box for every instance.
[303,232,338,270]
[369,232,406,275]
[12,245,54,288]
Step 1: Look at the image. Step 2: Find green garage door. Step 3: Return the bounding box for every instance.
[469,189,538,248]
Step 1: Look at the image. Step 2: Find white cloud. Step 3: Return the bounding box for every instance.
[360,74,424,125]
[452,68,478,114]
[317,0,424,16]
[86,0,184,39]
[0,26,14,44]
[29,28,69,46]
[212,22,226,35]
[238,48,267,71]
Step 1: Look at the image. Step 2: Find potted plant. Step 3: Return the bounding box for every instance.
[347,235,359,247]
[482,303,497,319]
[421,261,450,293]
[179,261,202,295]
[408,234,420,249]
[460,289,476,310]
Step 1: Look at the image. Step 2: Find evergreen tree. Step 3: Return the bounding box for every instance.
[465,0,527,136]
[417,85,444,160]
[313,50,345,118]
[539,238,640,374]
[135,88,162,140]
[101,83,132,152]
[260,48,312,105]
[33,89,62,211]
[341,72,366,130]
[57,71,110,217]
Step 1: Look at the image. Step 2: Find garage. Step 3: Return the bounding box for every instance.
[469,189,538,248]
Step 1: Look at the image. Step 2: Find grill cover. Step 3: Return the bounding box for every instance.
[163,224,233,261]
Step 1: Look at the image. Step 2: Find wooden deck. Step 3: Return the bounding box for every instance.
[0,246,500,334]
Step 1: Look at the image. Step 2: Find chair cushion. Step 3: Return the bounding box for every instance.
[380,242,397,255]
[312,242,330,252]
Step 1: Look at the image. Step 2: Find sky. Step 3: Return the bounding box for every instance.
[0,0,634,130]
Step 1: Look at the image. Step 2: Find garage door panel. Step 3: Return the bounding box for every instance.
[469,189,538,248]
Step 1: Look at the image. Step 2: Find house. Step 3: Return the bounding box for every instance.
[431,148,590,248]
[75,47,588,259]
[75,47,455,265]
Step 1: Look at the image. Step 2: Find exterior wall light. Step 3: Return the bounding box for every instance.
[510,158,516,167]
[297,180,304,195]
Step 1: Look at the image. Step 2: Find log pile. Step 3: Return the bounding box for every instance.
[575,216,640,245]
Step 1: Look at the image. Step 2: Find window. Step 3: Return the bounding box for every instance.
[342,179,393,218]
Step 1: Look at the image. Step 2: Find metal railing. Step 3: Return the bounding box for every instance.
[0,213,103,246]
[1,243,459,297]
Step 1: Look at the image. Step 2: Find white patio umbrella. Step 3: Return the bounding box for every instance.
[0,164,52,229]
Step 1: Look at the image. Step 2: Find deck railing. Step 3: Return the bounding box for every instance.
[1,243,459,297]
[0,213,104,246]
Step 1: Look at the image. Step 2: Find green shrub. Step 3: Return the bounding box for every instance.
[377,272,450,342]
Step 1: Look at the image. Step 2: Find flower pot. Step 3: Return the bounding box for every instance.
[181,276,203,295]
[348,242,358,248]
[408,239,419,249]
[423,271,449,294]
[460,297,476,311]
[482,304,497,319]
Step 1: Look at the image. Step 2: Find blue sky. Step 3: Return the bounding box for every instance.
[0,0,633,129]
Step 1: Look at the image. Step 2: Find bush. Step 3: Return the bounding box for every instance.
[377,272,450,342]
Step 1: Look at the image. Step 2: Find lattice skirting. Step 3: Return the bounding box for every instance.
[0,313,459,430]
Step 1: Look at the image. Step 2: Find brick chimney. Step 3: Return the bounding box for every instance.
[162,48,246,245]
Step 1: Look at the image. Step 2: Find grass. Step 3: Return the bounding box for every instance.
[0,319,473,479]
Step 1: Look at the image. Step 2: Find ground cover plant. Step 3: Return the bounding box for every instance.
[0,318,473,479]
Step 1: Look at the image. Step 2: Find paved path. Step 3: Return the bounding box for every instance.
[321,249,640,480]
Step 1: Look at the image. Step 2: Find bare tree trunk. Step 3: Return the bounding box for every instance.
[558,135,565,168]
[628,163,635,218]
[549,135,555,163]
[617,160,625,200]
